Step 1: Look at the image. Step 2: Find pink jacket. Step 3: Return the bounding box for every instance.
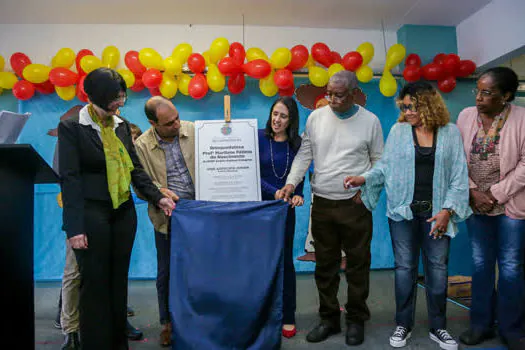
[456,105,525,219]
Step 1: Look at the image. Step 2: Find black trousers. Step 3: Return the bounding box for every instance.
[155,229,171,325]
[283,207,297,325]
[311,195,373,327]
[74,198,137,350]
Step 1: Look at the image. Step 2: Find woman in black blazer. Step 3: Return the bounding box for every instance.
[58,68,174,350]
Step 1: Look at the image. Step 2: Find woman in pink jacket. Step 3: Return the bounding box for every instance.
[456,67,525,350]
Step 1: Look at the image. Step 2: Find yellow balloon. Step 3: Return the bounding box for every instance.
[80,55,102,74]
[259,72,278,97]
[202,51,211,67]
[328,63,345,78]
[206,64,225,92]
[270,48,292,69]
[356,42,375,65]
[139,48,164,70]
[172,43,193,63]
[53,48,75,68]
[22,63,51,84]
[246,47,268,62]
[177,73,191,96]
[356,65,374,83]
[385,44,406,70]
[57,192,63,208]
[159,74,178,99]
[306,54,316,68]
[164,56,182,75]
[0,55,5,71]
[0,72,18,89]
[117,69,135,88]
[379,71,397,97]
[56,85,76,101]
[102,45,120,69]
[309,66,329,87]
[209,37,230,64]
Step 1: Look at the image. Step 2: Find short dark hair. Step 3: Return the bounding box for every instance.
[83,68,126,111]
[144,96,171,122]
[264,96,302,151]
[480,66,519,102]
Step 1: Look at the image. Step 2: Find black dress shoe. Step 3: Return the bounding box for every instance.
[61,331,80,350]
[346,323,365,346]
[306,322,341,343]
[126,320,143,341]
[127,306,135,317]
[459,328,496,345]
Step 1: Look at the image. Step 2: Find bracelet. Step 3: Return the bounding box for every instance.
[443,208,454,216]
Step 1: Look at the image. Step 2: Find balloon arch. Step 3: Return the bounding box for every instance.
[0,38,477,101]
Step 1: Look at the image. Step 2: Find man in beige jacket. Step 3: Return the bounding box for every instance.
[134,96,195,347]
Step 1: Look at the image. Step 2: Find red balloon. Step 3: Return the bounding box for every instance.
[433,53,447,65]
[49,68,79,87]
[187,53,206,73]
[218,57,243,76]
[279,84,295,97]
[10,52,32,77]
[12,80,35,100]
[34,80,55,95]
[342,51,363,71]
[330,51,342,65]
[437,75,457,93]
[130,77,145,92]
[273,69,294,90]
[403,65,422,82]
[405,53,421,67]
[242,59,272,79]
[76,84,88,103]
[443,54,461,75]
[78,75,86,96]
[457,60,476,78]
[148,87,162,97]
[125,50,147,77]
[286,45,309,71]
[422,63,445,81]
[228,73,245,94]
[76,49,94,74]
[229,42,246,66]
[188,74,208,99]
[142,69,163,89]
[311,43,332,68]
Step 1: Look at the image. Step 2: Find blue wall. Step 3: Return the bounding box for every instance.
[1,77,483,280]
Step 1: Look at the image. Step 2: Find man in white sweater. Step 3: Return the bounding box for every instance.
[279,70,384,346]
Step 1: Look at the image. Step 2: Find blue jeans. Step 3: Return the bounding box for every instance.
[389,213,451,330]
[467,214,525,340]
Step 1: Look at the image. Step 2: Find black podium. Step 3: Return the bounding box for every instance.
[0,144,59,349]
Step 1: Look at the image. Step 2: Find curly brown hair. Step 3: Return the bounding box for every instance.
[397,82,450,131]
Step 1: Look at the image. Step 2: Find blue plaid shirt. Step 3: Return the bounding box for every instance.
[156,132,195,200]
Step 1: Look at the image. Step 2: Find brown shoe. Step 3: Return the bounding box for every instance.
[159,327,172,347]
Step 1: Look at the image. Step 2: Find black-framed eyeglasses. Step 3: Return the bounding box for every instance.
[399,104,416,113]
[472,88,497,97]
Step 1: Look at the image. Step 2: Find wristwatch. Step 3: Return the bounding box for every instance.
[443,208,455,216]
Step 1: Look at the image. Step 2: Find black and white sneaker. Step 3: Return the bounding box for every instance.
[430,329,458,350]
[390,326,411,347]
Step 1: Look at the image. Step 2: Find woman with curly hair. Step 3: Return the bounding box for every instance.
[344,81,471,350]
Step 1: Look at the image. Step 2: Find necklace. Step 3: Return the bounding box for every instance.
[269,138,289,179]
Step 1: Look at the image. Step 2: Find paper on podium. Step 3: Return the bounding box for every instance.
[0,110,30,144]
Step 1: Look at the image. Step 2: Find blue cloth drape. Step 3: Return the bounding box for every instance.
[170,199,289,350]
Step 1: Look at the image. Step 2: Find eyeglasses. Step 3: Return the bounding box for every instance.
[472,88,497,97]
[108,96,127,108]
[325,92,349,102]
[399,104,416,113]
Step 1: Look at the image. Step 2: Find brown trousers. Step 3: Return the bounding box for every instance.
[311,195,373,326]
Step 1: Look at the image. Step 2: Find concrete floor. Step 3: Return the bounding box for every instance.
[35,270,506,349]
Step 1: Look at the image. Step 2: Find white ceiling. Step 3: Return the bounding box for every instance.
[0,0,492,30]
